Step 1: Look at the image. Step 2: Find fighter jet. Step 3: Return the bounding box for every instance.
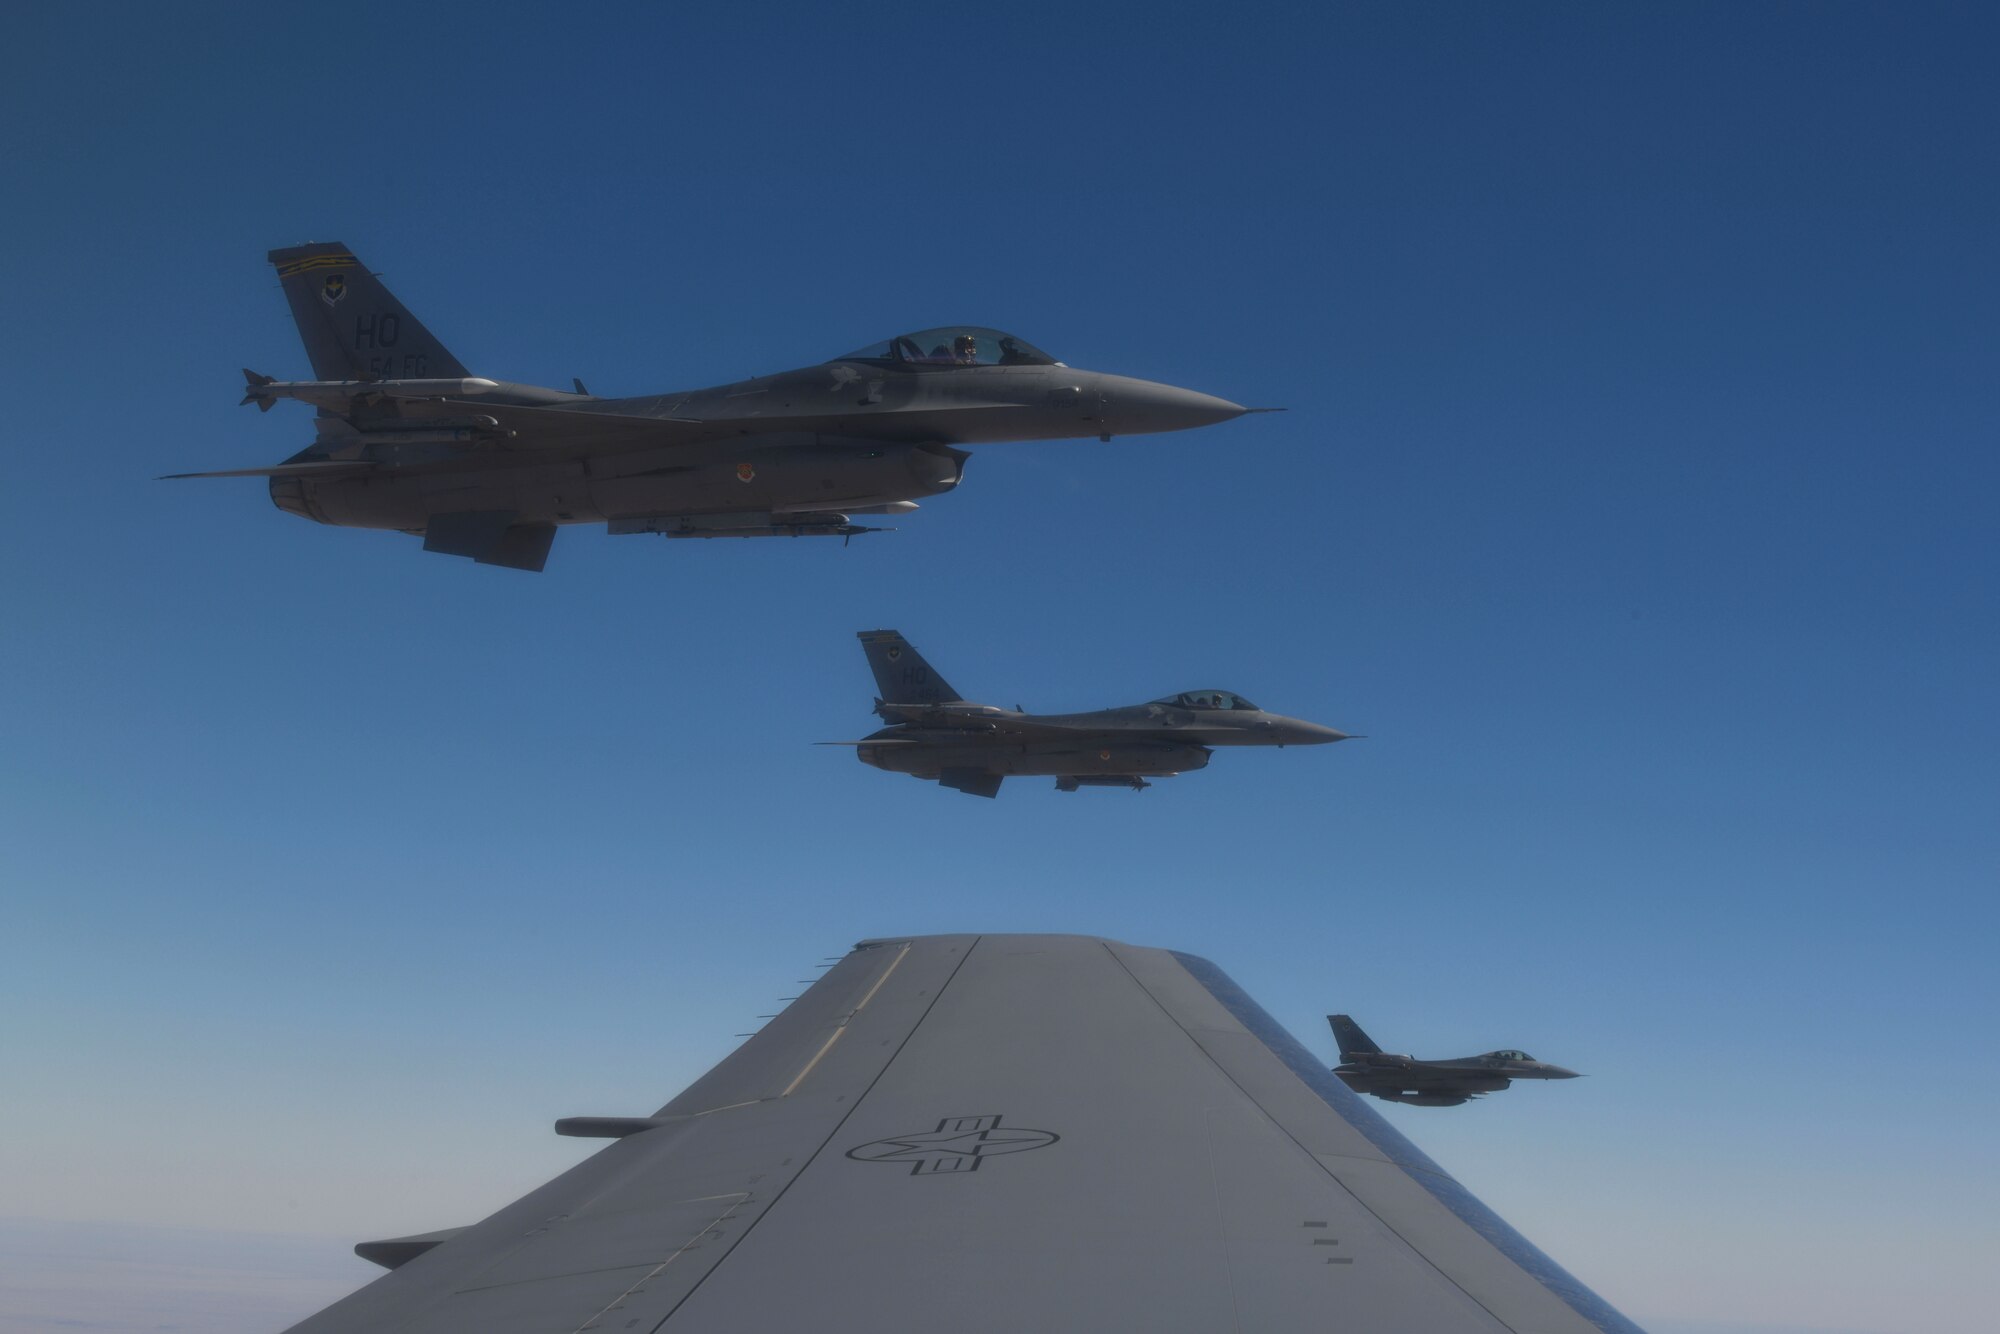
[826,629,1349,798]
[167,243,1261,571]
[1330,1015,1581,1107]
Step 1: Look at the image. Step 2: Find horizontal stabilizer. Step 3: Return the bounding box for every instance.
[160,460,377,480]
[815,739,923,746]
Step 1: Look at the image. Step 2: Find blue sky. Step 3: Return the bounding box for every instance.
[1,4,1995,1331]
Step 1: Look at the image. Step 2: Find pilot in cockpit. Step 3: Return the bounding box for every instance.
[930,334,980,364]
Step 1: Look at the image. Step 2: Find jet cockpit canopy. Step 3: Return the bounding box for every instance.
[836,327,1060,368]
[1154,690,1260,712]
[1489,1050,1532,1061]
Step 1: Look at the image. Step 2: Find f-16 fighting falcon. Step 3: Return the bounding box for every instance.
[826,630,1349,798]
[167,243,1261,571]
[1330,1015,1581,1107]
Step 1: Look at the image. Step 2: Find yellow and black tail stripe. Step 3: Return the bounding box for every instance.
[275,253,357,278]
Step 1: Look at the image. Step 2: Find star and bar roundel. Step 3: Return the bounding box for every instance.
[846,1115,1058,1176]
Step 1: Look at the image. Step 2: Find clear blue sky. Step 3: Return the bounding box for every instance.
[2,5,1994,1332]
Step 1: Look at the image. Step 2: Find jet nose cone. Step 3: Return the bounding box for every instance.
[1097,375,1246,436]
[1544,1065,1583,1080]
[1263,717,1348,745]
[1293,721,1350,745]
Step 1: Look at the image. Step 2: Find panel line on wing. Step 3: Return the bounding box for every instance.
[565,1196,753,1334]
[779,943,911,1098]
[642,938,982,1332]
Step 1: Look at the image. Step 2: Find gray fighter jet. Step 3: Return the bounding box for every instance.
[827,630,1349,797]
[1330,1015,1581,1107]
[168,243,1259,571]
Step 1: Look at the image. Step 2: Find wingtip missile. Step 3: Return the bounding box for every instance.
[240,368,277,411]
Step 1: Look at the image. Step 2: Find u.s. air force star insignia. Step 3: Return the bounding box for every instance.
[847,1116,1057,1176]
[320,274,346,306]
[735,462,756,483]
[828,364,860,391]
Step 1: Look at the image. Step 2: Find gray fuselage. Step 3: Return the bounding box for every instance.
[270,358,1245,535]
[1334,1051,1582,1107]
[858,698,1348,786]
[213,247,1264,569]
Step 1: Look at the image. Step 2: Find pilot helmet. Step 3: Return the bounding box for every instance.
[952,333,979,362]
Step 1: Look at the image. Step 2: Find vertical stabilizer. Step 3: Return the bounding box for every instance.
[857,630,962,705]
[268,243,471,382]
[1329,1015,1382,1057]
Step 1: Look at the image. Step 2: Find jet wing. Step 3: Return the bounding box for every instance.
[281,934,1638,1334]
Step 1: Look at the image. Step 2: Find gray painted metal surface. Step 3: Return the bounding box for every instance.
[829,629,1349,796]
[284,934,1639,1333]
[170,244,1262,570]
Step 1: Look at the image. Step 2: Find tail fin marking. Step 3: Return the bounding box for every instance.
[857,630,963,705]
[268,243,471,382]
[1329,1015,1382,1056]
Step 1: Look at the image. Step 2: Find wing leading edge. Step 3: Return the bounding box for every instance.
[283,934,1639,1333]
